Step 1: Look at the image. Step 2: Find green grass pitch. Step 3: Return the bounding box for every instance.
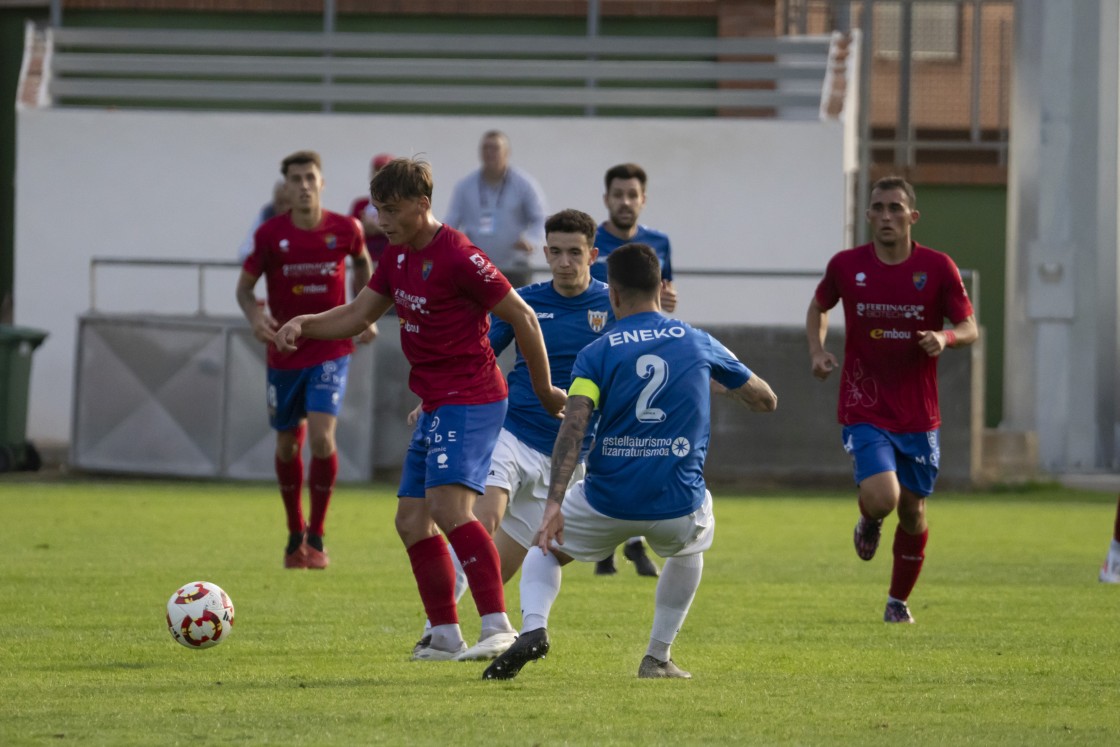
[2,477,1119,745]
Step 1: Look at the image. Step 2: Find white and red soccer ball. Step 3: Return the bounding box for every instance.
[166,581,235,649]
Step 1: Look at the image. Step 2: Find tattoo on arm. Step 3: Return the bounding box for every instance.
[547,396,594,504]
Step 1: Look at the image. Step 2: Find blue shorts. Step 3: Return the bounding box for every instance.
[398,401,507,498]
[842,423,940,497]
[267,356,351,431]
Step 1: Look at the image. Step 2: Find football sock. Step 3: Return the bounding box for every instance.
[648,553,703,662]
[275,452,304,535]
[450,545,469,603]
[406,535,459,627]
[428,623,465,652]
[1112,494,1120,543]
[447,521,506,617]
[519,548,562,632]
[305,533,324,552]
[888,525,929,601]
[308,452,338,537]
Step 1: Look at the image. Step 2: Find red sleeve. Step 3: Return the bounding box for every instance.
[348,216,365,257]
[942,255,974,324]
[453,247,512,311]
[242,221,268,277]
[368,253,391,297]
[814,254,841,310]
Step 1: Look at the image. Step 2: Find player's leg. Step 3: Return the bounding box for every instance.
[423,402,515,660]
[844,424,901,561]
[883,429,936,623]
[494,528,528,584]
[268,367,308,568]
[623,536,660,577]
[1100,494,1120,583]
[640,490,716,679]
[302,356,350,568]
[396,412,464,660]
[488,430,550,583]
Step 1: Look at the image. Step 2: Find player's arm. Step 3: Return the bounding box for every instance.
[235,270,277,344]
[806,296,839,380]
[349,249,379,344]
[917,314,979,358]
[275,287,392,353]
[723,373,778,413]
[536,392,595,553]
[490,289,566,417]
[659,280,677,313]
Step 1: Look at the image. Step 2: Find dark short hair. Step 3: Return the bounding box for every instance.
[871,176,917,208]
[281,150,322,176]
[544,209,596,244]
[370,157,433,203]
[607,243,660,296]
[604,163,647,192]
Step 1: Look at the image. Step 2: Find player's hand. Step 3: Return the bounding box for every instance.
[537,386,567,419]
[356,322,379,345]
[810,350,839,380]
[252,314,280,345]
[274,319,303,353]
[406,402,422,426]
[917,330,948,357]
[514,237,535,255]
[533,501,565,554]
[659,280,678,313]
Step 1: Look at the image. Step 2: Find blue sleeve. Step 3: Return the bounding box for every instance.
[488,313,515,356]
[705,332,752,390]
[661,236,673,281]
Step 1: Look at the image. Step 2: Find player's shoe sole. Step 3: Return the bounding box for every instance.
[853,516,883,561]
[458,630,517,661]
[482,628,550,680]
[637,655,692,679]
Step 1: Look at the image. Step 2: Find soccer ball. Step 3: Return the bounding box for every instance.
[166,581,235,649]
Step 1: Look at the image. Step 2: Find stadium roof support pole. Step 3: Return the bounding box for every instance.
[586,0,600,117]
[323,0,335,113]
[49,0,61,27]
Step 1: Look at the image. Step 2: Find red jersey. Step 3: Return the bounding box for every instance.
[243,211,365,370]
[368,225,511,409]
[814,242,973,432]
[348,196,391,262]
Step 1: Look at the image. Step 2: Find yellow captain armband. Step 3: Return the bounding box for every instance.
[568,377,600,408]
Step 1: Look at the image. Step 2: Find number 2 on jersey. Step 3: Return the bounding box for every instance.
[635,354,668,423]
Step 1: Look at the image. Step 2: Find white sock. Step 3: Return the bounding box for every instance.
[428,623,464,651]
[1110,538,1120,555]
[480,612,514,637]
[519,549,562,632]
[647,553,703,662]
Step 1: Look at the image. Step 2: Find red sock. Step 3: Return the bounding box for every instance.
[275,453,304,535]
[406,535,458,626]
[447,520,506,617]
[308,452,337,537]
[1113,495,1120,543]
[889,525,928,601]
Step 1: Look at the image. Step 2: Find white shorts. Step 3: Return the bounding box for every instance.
[551,480,715,562]
[486,428,585,549]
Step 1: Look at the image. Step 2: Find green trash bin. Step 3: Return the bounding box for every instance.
[0,325,49,473]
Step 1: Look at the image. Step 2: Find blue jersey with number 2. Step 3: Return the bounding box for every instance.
[571,311,752,521]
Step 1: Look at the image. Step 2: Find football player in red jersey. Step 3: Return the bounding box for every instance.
[807,176,978,623]
[276,157,565,662]
[237,150,376,570]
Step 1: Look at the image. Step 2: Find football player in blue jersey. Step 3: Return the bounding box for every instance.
[411,208,615,655]
[484,243,777,681]
[593,162,677,577]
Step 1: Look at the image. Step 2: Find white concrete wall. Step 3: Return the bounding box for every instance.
[15,108,849,443]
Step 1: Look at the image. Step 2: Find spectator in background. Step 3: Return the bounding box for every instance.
[349,153,395,270]
[444,130,547,288]
[237,179,292,262]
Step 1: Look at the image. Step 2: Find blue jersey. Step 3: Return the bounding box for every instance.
[489,279,615,457]
[592,224,673,283]
[571,311,751,521]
